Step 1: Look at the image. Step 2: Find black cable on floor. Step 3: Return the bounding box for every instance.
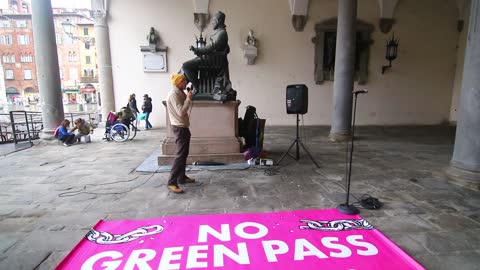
[58,174,154,197]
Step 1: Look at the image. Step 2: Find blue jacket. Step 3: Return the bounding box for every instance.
[57,126,73,139]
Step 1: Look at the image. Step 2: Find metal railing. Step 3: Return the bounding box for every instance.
[0,111,42,145]
[0,111,99,144]
[65,112,99,129]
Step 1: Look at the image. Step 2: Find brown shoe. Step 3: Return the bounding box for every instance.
[178,177,196,184]
[167,185,184,193]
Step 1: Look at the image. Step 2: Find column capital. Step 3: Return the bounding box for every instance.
[92,10,107,25]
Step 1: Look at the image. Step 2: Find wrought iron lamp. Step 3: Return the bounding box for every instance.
[61,19,95,49]
[381,33,399,74]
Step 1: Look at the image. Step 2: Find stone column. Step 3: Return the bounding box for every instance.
[31,0,64,139]
[448,0,480,188]
[329,0,357,141]
[92,0,115,120]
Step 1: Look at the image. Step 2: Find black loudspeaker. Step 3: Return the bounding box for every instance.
[286,84,308,114]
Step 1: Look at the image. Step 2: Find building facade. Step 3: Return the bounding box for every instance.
[105,0,468,127]
[0,0,37,103]
[0,2,97,105]
[77,20,98,103]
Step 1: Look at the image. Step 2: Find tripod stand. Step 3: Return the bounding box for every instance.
[276,114,320,168]
[337,90,368,215]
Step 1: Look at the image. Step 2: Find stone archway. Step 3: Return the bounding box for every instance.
[6,87,20,102]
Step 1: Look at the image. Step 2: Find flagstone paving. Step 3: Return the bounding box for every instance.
[0,126,479,269]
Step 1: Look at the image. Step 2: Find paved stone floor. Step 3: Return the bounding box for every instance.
[0,126,479,269]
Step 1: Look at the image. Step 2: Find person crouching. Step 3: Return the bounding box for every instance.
[57,119,76,146]
[71,118,92,142]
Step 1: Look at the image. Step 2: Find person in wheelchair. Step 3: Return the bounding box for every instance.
[104,107,136,141]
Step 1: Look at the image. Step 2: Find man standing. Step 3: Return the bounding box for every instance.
[166,74,196,193]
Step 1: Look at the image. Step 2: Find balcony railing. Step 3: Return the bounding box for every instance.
[80,76,98,83]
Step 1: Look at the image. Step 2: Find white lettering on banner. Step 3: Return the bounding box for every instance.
[198,222,268,242]
[234,222,268,240]
[80,251,123,270]
[294,238,328,260]
[213,243,250,267]
[262,240,289,262]
[124,249,156,270]
[186,245,209,269]
[158,247,184,270]
[346,235,378,256]
[321,237,352,258]
[79,235,380,269]
[198,224,231,242]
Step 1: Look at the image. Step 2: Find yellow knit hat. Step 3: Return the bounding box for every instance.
[171,74,186,87]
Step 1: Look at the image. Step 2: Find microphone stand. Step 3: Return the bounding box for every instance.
[337,89,368,215]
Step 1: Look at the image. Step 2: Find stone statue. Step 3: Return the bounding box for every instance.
[246,29,257,47]
[180,11,236,101]
[147,27,158,46]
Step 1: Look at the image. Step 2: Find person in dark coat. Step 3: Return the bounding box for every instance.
[142,94,153,129]
[128,94,140,114]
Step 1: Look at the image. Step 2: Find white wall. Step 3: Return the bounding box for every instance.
[108,0,460,126]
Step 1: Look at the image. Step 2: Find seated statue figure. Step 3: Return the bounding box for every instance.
[180,11,236,101]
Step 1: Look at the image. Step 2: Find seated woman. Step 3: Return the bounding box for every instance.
[117,106,135,127]
[71,118,93,142]
[57,119,75,146]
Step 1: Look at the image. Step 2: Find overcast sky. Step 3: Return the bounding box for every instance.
[24,0,92,9]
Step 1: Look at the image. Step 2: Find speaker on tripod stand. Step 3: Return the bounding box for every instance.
[276,84,319,168]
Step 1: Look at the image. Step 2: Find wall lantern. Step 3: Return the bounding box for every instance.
[381,33,399,74]
[61,19,95,49]
[61,20,75,35]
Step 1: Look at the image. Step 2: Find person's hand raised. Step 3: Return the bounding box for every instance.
[187,90,193,99]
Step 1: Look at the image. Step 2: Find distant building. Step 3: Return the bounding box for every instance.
[77,20,97,104]
[0,0,37,103]
[0,2,96,105]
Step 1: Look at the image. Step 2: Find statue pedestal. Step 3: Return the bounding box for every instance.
[158,100,244,165]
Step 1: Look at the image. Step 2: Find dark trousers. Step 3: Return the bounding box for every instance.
[61,134,75,144]
[145,112,152,129]
[168,126,191,186]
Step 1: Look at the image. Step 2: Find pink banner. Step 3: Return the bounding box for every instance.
[57,208,424,270]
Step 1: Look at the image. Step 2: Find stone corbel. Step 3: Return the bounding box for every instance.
[455,0,467,32]
[378,0,399,33]
[193,0,210,32]
[244,30,258,65]
[289,0,309,32]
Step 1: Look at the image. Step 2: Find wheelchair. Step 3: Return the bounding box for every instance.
[104,112,138,142]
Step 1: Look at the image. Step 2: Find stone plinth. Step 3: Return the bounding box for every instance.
[159,100,244,165]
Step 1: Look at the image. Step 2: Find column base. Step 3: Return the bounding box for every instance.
[445,165,480,191]
[328,132,351,142]
[39,130,57,140]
